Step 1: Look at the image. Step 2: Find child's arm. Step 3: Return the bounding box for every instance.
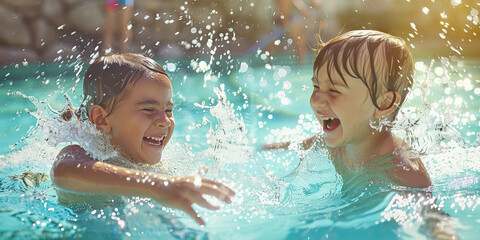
[399,191,459,239]
[262,134,319,151]
[51,145,235,226]
[423,207,459,240]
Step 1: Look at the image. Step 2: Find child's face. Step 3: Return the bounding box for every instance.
[310,64,378,148]
[106,73,175,164]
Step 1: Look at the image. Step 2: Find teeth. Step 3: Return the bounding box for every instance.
[321,117,335,121]
[146,141,161,146]
[145,136,165,141]
[145,136,165,146]
[326,117,336,130]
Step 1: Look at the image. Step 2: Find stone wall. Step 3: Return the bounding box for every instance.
[0,0,276,66]
[2,1,473,66]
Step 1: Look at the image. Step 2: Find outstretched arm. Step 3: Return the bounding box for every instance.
[51,145,235,225]
[262,134,319,151]
[396,191,459,240]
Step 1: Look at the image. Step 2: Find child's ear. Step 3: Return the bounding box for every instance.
[89,105,111,132]
[374,91,401,119]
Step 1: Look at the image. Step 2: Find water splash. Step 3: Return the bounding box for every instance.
[8,92,119,162]
[195,84,253,167]
[393,105,465,156]
[188,84,290,223]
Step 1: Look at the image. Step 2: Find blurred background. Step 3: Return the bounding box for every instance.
[0,2,479,239]
[0,0,478,66]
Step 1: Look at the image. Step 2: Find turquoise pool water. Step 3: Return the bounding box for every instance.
[1,56,480,239]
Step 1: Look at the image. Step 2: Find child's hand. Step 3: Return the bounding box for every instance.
[150,170,235,226]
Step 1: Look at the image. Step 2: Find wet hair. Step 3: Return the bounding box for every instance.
[76,53,169,120]
[313,30,414,118]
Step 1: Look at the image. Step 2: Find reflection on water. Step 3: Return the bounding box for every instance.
[1,61,479,239]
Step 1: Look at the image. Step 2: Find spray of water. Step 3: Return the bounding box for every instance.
[195,84,252,166]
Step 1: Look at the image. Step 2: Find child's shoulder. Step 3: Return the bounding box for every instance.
[385,138,431,188]
[59,144,86,154]
[55,145,94,167]
[56,145,89,160]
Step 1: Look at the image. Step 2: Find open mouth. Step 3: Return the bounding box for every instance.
[143,136,165,147]
[324,117,341,131]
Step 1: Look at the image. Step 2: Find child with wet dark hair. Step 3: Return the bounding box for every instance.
[52,53,235,226]
[265,30,431,189]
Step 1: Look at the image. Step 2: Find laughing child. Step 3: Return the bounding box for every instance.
[51,53,235,226]
[265,30,431,189]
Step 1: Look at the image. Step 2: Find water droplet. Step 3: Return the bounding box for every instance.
[194,61,209,72]
[422,7,430,15]
[167,63,176,72]
[474,88,480,95]
[281,98,291,105]
[410,22,417,31]
[451,0,461,7]
[413,88,422,96]
[440,11,448,19]
[471,9,479,16]
[239,62,248,73]
[259,78,267,87]
[193,176,202,188]
[434,67,444,76]
[415,61,426,71]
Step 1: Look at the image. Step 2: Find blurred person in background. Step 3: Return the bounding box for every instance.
[273,0,324,64]
[103,0,134,54]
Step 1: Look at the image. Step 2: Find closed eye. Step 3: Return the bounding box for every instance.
[142,108,154,112]
[329,89,341,94]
